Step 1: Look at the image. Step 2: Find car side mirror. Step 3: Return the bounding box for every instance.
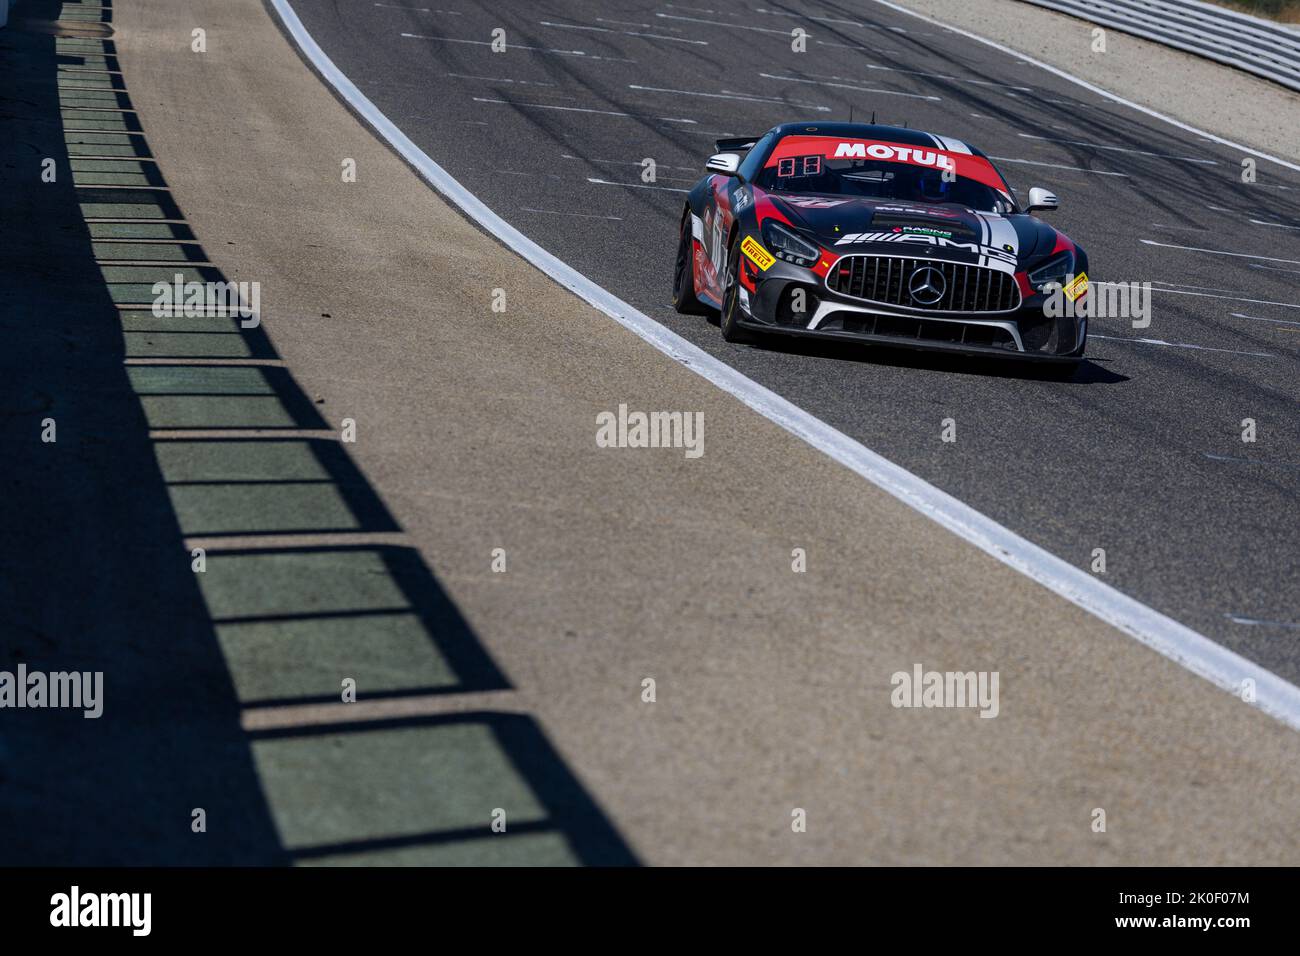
[706,152,743,177]
[1027,187,1059,213]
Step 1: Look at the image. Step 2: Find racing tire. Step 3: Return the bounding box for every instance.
[718,234,754,343]
[671,212,709,315]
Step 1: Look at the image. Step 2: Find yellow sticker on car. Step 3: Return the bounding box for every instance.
[1063,272,1089,301]
[741,235,775,272]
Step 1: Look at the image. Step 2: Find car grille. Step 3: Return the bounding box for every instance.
[818,312,1018,350]
[827,255,1021,313]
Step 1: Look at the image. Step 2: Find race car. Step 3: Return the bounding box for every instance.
[671,122,1089,362]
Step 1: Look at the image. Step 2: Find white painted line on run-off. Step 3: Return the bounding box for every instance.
[868,0,1300,175]
[270,0,1300,732]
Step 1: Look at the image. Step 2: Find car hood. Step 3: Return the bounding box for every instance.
[765,192,1061,274]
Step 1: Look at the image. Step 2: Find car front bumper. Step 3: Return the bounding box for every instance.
[737,259,1087,361]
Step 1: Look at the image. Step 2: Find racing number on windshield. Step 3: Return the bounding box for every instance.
[708,177,732,288]
[777,155,822,177]
[710,215,725,277]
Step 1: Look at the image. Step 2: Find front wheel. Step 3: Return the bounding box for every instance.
[718,234,753,343]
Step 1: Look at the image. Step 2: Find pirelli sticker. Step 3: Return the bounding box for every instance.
[741,235,775,272]
[1063,272,1089,302]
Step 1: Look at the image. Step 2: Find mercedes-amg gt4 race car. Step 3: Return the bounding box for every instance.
[672,122,1090,362]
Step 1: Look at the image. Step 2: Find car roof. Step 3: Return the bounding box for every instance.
[765,122,991,160]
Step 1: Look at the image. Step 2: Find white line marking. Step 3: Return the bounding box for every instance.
[586,177,690,193]
[1140,239,1300,265]
[400,33,635,61]
[1249,262,1300,276]
[1227,614,1300,629]
[538,20,611,32]
[471,97,697,124]
[753,8,871,28]
[1154,280,1272,295]
[1018,134,1216,164]
[522,207,623,221]
[1249,218,1300,231]
[626,31,706,44]
[757,73,941,102]
[1146,285,1300,310]
[1230,311,1300,327]
[988,155,1128,176]
[629,83,832,111]
[562,153,698,172]
[868,65,1029,89]
[446,73,557,87]
[1089,334,1276,358]
[595,18,662,29]
[539,20,708,44]
[655,12,795,35]
[865,0,1300,174]
[805,66,1030,91]
[814,40,876,51]
[665,3,724,13]
[270,0,1300,732]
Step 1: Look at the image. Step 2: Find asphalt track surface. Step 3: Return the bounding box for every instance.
[287,0,1300,684]
[5,0,1298,868]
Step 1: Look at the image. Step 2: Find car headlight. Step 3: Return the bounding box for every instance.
[1028,252,1075,292]
[761,221,819,267]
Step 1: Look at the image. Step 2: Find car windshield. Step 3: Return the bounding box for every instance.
[754,136,1016,214]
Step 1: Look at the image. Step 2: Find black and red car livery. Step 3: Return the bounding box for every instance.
[671,122,1089,361]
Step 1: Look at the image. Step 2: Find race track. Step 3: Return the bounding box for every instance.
[286,0,1300,681]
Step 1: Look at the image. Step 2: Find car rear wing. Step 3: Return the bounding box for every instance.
[714,136,758,153]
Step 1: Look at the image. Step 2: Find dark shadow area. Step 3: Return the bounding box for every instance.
[252,714,637,866]
[0,0,287,865]
[213,545,507,709]
[0,0,636,865]
[740,327,1130,384]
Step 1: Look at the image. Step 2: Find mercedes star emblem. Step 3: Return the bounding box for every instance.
[908,266,947,305]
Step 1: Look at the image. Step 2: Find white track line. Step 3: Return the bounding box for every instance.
[989,155,1128,176]
[1141,238,1300,265]
[1089,334,1276,357]
[808,66,1031,92]
[1231,311,1300,327]
[586,177,690,193]
[471,97,697,124]
[270,0,1300,732]
[628,83,832,111]
[759,73,941,102]
[1250,218,1300,231]
[1146,284,1300,310]
[400,33,635,62]
[522,207,623,221]
[654,12,794,35]
[1018,133,1217,164]
[539,20,709,45]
